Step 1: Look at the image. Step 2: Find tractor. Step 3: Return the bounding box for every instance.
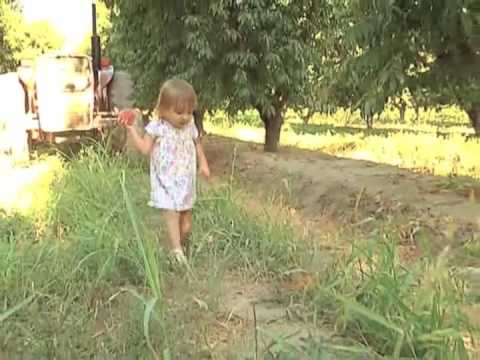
[0,1,134,163]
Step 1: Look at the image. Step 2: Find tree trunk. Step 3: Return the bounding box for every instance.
[394,99,407,123]
[363,114,373,130]
[399,104,406,123]
[414,105,420,123]
[467,105,480,136]
[260,109,283,152]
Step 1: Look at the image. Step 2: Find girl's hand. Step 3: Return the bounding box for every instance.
[117,109,136,127]
[199,163,211,181]
[194,139,211,181]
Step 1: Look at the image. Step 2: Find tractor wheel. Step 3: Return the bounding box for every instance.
[0,73,30,165]
[109,70,134,110]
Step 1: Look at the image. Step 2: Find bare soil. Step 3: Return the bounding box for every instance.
[205,136,480,252]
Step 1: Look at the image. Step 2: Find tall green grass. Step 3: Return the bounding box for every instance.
[0,147,161,358]
[0,144,305,358]
[1,142,477,358]
[316,235,474,359]
[192,184,302,277]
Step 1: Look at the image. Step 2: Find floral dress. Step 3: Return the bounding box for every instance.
[145,119,198,211]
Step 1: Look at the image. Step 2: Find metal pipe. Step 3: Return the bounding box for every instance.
[91,1,100,90]
[92,0,97,36]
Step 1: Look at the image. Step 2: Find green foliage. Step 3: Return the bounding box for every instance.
[109,0,325,150]
[0,145,304,357]
[0,1,24,71]
[0,0,21,73]
[319,237,472,359]
[76,1,112,55]
[0,0,64,72]
[329,0,480,124]
[110,1,320,108]
[18,21,64,59]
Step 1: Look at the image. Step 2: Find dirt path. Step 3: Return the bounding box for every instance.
[206,136,480,249]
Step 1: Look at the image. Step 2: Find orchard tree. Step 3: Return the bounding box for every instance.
[306,0,378,126]
[109,0,324,152]
[334,0,480,133]
[0,0,24,72]
[18,21,64,59]
[0,0,64,72]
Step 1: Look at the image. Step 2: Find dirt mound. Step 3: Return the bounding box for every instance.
[206,136,480,250]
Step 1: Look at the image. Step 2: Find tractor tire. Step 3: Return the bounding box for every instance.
[0,73,30,165]
[105,71,144,162]
[109,70,134,110]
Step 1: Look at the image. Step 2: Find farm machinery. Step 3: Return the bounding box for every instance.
[0,1,134,162]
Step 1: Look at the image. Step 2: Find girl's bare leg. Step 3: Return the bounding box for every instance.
[180,210,193,249]
[163,210,182,251]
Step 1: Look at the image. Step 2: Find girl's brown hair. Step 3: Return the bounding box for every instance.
[155,79,198,128]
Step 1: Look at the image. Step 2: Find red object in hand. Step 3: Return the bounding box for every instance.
[118,109,135,126]
[101,57,111,69]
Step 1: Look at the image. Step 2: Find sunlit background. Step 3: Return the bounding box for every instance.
[0,1,95,213]
[21,0,92,52]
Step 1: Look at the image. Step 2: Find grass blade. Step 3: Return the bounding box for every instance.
[336,294,403,334]
[144,297,160,360]
[0,294,36,322]
[120,171,162,297]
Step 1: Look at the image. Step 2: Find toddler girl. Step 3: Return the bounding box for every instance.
[118,79,210,264]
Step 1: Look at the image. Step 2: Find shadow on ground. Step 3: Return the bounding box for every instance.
[289,122,473,139]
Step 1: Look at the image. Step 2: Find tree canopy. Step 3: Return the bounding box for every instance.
[109,0,480,145]
[0,0,64,73]
[327,0,480,132]
[110,0,325,151]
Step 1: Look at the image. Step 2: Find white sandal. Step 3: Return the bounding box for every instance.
[170,248,188,266]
